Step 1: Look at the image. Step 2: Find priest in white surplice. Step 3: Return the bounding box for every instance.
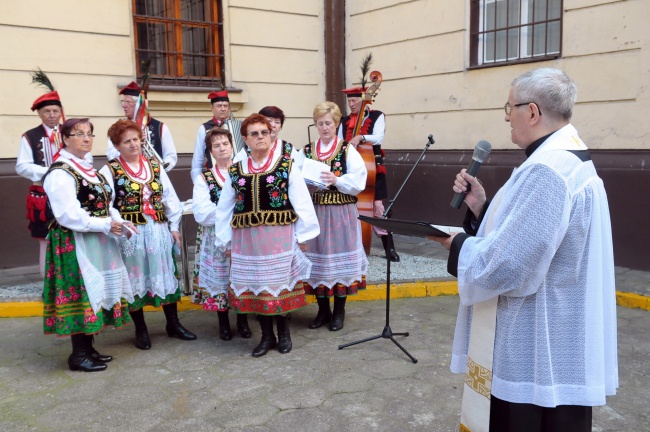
[430,68,617,432]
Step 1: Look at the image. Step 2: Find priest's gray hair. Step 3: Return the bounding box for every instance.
[511,68,577,121]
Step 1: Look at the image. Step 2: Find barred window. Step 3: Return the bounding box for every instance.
[133,0,224,87]
[470,0,563,67]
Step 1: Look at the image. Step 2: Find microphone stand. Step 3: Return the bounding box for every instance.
[338,135,435,363]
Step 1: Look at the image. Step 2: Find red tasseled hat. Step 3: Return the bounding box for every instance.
[119,81,142,96]
[342,86,366,98]
[208,90,229,103]
[30,91,62,111]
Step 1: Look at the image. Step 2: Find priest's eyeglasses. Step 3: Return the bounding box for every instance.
[504,101,542,116]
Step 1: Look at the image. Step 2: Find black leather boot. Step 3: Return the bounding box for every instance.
[130,308,151,350]
[89,335,112,363]
[308,297,332,329]
[275,315,292,354]
[381,234,400,262]
[68,334,107,372]
[237,314,252,338]
[217,311,232,341]
[163,302,197,340]
[252,315,276,357]
[329,296,347,331]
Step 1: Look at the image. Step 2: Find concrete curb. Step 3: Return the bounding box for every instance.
[1,281,647,318]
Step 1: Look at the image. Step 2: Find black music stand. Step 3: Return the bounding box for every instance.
[338,135,436,363]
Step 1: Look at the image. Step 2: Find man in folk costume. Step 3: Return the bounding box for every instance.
[190,89,245,182]
[106,81,177,171]
[337,87,400,262]
[430,68,617,432]
[16,69,90,274]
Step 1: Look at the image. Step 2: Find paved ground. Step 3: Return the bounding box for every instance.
[0,235,648,431]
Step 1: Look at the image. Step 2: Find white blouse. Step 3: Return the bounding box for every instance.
[43,149,120,234]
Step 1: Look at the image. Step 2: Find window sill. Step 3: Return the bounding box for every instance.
[134,86,247,114]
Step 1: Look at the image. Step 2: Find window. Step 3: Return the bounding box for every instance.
[133,0,224,87]
[470,0,562,67]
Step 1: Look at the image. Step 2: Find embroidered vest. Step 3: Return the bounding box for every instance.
[146,118,164,156]
[108,158,168,225]
[201,169,223,205]
[44,162,112,229]
[229,142,297,228]
[303,140,358,206]
[23,125,55,167]
[340,110,383,141]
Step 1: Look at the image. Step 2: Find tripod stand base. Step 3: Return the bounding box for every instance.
[338,325,418,363]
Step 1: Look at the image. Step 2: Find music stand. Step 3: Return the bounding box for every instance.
[338,135,436,363]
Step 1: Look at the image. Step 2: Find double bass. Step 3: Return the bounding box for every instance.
[351,71,382,255]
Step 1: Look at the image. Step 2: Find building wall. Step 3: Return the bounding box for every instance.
[344,0,649,152]
[1,0,648,269]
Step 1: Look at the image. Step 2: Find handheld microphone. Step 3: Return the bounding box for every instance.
[450,140,492,209]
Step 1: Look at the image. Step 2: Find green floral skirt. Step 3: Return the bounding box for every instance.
[43,227,131,336]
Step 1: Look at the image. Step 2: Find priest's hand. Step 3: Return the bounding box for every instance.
[427,232,459,251]
[454,169,486,218]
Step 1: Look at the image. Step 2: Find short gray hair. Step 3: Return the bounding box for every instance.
[511,68,577,121]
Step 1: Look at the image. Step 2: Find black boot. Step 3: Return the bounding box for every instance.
[163,302,197,340]
[308,297,332,329]
[276,315,292,354]
[130,308,151,350]
[217,311,232,341]
[68,334,107,372]
[89,335,113,363]
[252,315,276,357]
[381,234,400,262]
[237,314,252,338]
[329,296,347,331]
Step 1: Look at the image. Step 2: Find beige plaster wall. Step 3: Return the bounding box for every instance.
[0,0,327,159]
[2,0,647,159]
[345,0,650,151]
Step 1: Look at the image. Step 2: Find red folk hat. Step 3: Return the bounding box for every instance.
[119,81,142,97]
[341,86,366,98]
[30,91,62,111]
[208,90,229,103]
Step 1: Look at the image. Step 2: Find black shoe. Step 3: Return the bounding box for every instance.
[308,297,332,329]
[68,354,108,372]
[276,315,292,354]
[89,336,113,362]
[252,316,276,357]
[135,329,152,350]
[163,302,197,341]
[68,334,107,372]
[218,311,233,341]
[329,296,346,331]
[381,235,400,262]
[89,349,113,363]
[237,314,252,338]
[166,322,197,341]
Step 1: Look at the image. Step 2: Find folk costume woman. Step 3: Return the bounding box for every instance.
[42,118,134,372]
[192,127,251,340]
[213,114,319,357]
[295,102,369,332]
[100,119,196,350]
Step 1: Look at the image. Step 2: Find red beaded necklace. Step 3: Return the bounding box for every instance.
[316,138,338,161]
[70,159,96,177]
[247,140,278,174]
[120,155,146,180]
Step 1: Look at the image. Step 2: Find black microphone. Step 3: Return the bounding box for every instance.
[450,140,492,209]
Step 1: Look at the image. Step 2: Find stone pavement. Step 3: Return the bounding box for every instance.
[0,235,648,431]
